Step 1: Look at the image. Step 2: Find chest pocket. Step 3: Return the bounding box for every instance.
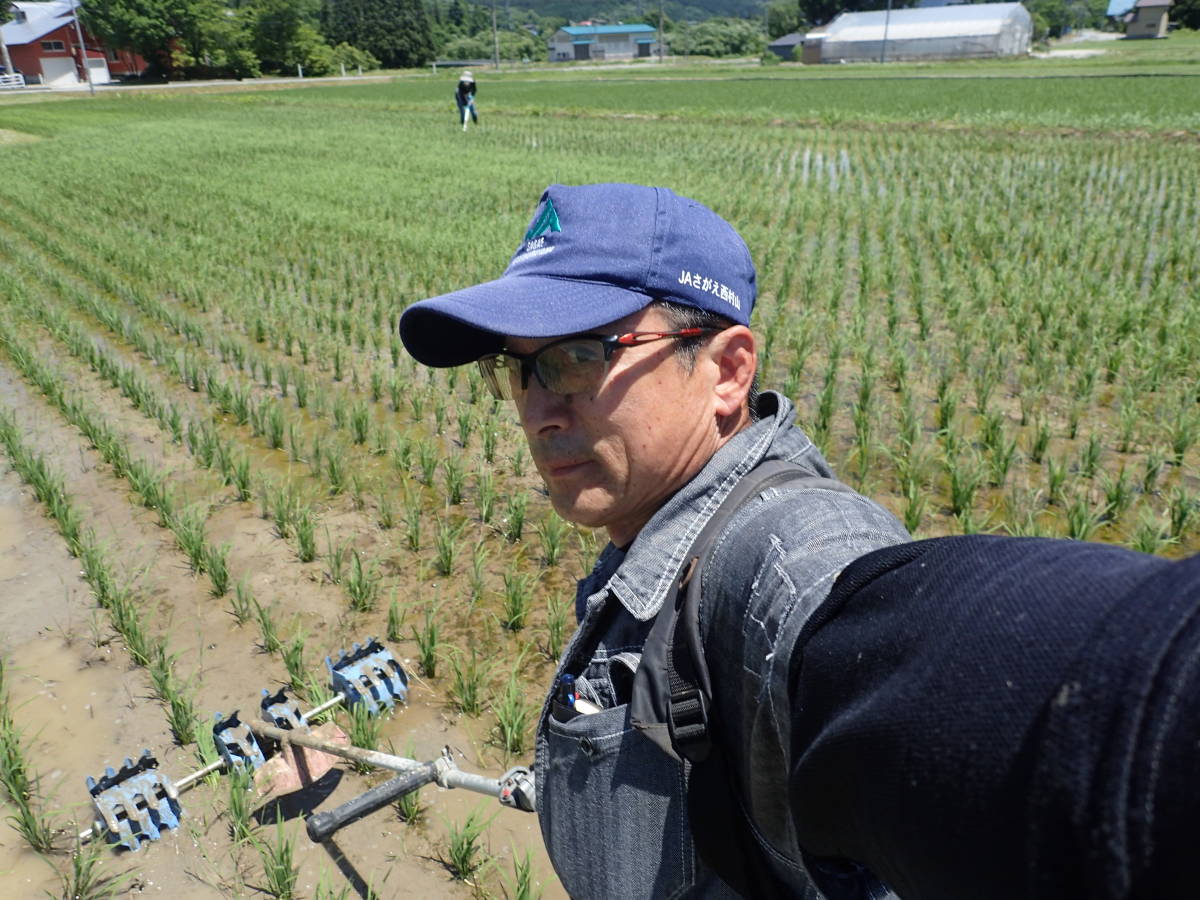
[538,701,697,899]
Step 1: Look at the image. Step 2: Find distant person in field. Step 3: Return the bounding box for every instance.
[455,71,478,130]
[398,182,1200,899]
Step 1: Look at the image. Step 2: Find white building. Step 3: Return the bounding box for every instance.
[810,2,1033,63]
[549,24,659,63]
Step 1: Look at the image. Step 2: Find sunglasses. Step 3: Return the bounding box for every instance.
[477,328,721,401]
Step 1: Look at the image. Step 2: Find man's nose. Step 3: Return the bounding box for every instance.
[516,380,571,436]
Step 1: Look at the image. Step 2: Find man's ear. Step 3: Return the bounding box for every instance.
[707,326,756,419]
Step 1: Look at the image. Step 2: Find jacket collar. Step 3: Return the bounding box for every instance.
[589,391,832,622]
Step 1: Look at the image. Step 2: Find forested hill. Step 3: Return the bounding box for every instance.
[512,0,769,26]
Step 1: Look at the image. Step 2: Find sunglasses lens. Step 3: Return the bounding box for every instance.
[537,340,607,395]
[477,356,516,400]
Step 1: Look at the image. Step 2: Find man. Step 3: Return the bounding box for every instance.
[400,182,910,897]
[455,70,478,130]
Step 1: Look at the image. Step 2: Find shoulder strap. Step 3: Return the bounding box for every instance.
[631,460,848,762]
[630,459,850,898]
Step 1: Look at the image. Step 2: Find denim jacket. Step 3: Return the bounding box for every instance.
[534,392,910,899]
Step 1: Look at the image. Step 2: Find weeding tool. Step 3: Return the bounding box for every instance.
[305,745,536,843]
[80,637,407,850]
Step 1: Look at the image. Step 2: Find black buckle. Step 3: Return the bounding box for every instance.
[668,686,711,762]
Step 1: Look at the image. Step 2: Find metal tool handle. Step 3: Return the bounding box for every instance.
[306,762,437,842]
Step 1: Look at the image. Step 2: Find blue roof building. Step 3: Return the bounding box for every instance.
[550,24,660,62]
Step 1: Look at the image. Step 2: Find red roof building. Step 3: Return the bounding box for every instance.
[1,0,145,86]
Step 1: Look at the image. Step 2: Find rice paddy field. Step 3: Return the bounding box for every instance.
[0,42,1198,898]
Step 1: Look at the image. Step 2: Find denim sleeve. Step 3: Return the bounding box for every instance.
[700,485,910,882]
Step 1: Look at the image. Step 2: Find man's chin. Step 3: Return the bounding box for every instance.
[547,490,612,531]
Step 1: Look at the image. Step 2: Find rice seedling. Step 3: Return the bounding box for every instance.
[537,513,569,567]
[1046,456,1069,507]
[442,456,466,506]
[325,528,346,584]
[902,480,926,534]
[544,591,571,662]
[468,540,490,606]
[1100,467,1133,523]
[503,493,528,543]
[294,505,317,562]
[386,596,405,643]
[482,424,498,464]
[7,794,58,853]
[107,590,154,667]
[433,518,465,577]
[326,451,347,495]
[1143,449,1165,495]
[448,646,490,717]
[1022,422,1051,465]
[945,452,982,518]
[282,631,307,694]
[456,408,475,448]
[1167,404,1198,466]
[503,847,543,900]
[413,603,441,678]
[416,439,439,487]
[255,601,282,655]
[170,504,209,575]
[52,838,128,900]
[344,701,382,773]
[350,401,370,445]
[376,490,394,530]
[395,777,426,825]
[494,668,534,756]
[511,446,528,478]
[345,550,380,612]
[476,468,496,524]
[1065,493,1101,542]
[499,565,536,632]
[1168,487,1196,541]
[1129,510,1173,555]
[229,576,255,624]
[205,542,232,597]
[386,437,411,478]
[350,472,367,511]
[443,805,496,882]
[1078,434,1102,481]
[255,819,298,899]
[403,488,422,552]
[294,370,309,408]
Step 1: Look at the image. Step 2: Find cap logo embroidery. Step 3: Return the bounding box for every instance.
[525,199,562,241]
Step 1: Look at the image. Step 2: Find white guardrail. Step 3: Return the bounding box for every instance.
[0,73,26,89]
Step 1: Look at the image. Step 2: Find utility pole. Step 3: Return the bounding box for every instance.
[70,0,95,95]
[658,7,665,62]
[491,0,500,69]
[880,0,893,64]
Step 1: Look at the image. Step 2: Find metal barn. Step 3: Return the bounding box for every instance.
[813,2,1033,63]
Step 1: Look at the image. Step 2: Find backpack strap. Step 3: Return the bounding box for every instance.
[632,459,850,762]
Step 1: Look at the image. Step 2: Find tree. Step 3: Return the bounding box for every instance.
[767,0,802,38]
[1174,0,1200,29]
[321,0,435,68]
[670,17,766,56]
[797,0,914,28]
[83,0,258,76]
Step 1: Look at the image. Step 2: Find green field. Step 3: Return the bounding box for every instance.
[0,49,1198,895]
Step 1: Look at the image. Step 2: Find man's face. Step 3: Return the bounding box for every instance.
[506,306,723,548]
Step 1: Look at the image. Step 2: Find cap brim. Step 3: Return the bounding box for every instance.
[399,274,653,367]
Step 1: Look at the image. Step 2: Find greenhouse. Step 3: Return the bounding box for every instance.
[811,2,1033,63]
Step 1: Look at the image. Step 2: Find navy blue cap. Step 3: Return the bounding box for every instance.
[399,183,756,367]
